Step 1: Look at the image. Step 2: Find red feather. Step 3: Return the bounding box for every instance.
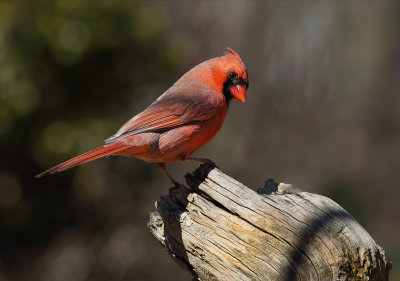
[35,143,128,178]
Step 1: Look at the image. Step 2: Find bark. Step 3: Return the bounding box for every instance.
[148,164,391,281]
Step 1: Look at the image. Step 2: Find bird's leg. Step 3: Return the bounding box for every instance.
[158,162,180,188]
[184,157,217,167]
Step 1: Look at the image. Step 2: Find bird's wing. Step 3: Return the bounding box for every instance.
[105,83,219,144]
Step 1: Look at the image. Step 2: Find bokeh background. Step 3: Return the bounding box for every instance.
[0,1,399,280]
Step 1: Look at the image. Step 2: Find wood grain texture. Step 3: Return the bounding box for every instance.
[148,165,391,281]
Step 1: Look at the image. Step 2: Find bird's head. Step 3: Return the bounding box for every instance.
[212,47,249,105]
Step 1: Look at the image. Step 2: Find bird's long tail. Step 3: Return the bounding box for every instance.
[35,143,128,178]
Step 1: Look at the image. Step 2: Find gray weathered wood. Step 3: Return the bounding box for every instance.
[148,164,391,281]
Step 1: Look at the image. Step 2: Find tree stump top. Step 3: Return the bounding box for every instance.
[148,165,391,281]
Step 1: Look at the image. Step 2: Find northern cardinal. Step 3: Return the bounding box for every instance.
[36,48,249,186]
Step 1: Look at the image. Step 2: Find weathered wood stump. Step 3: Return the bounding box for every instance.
[148,165,391,281]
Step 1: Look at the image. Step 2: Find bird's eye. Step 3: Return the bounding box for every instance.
[228,71,238,80]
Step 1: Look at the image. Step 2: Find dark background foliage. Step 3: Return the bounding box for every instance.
[0,1,399,280]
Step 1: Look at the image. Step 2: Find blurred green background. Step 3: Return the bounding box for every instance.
[0,1,399,280]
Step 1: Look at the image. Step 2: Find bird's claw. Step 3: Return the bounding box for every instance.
[169,183,182,194]
[203,159,218,169]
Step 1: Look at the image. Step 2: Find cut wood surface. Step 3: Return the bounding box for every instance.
[148,164,391,281]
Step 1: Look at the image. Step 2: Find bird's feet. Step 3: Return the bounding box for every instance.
[185,157,218,168]
[168,182,182,194]
[202,159,217,167]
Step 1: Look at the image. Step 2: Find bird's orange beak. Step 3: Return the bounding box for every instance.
[229,84,247,103]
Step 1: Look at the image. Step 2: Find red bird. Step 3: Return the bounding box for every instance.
[36,48,249,186]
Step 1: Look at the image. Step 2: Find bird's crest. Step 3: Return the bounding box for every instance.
[224,47,240,58]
